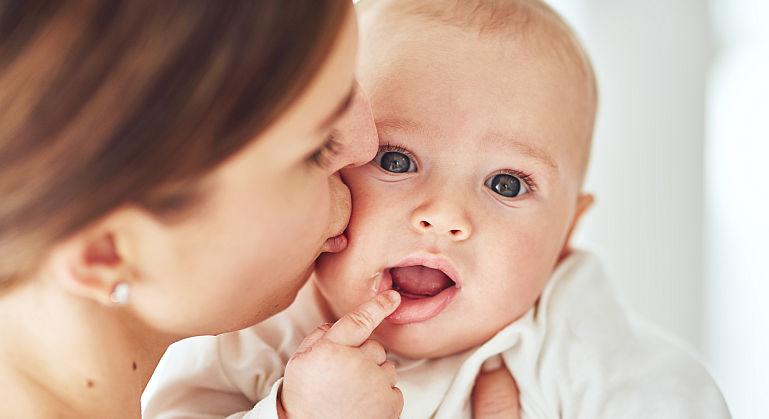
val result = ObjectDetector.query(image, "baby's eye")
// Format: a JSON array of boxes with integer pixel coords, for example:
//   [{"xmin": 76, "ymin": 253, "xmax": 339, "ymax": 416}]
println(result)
[
  {"xmin": 374, "ymin": 150, "xmax": 416, "ymax": 173},
  {"xmin": 485, "ymin": 173, "xmax": 530, "ymax": 198}
]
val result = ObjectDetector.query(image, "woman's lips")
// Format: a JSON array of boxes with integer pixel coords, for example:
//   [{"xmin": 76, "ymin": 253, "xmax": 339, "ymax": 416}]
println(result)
[{"xmin": 321, "ymin": 233, "xmax": 348, "ymax": 253}]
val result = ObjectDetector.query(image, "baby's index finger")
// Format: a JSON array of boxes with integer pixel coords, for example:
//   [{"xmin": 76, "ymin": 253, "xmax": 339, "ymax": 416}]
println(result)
[{"xmin": 324, "ymin": 290, "xmax": 400, "ymax": 347}]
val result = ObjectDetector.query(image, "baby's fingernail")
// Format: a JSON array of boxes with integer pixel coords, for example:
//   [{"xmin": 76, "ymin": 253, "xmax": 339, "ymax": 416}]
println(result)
[
  {"xmin": 379, "ymin": 290, "xmax": 400, "ymax": 306},
  {"xmin": 481, "ymin": 354, "xmax": 504, "ymax": 372}
]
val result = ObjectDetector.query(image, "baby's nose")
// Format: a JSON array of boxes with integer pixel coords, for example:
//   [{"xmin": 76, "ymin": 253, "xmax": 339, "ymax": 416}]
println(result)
[{"xmin": 410, "ymin": 203, "xmax": 472, "ymax": 241}]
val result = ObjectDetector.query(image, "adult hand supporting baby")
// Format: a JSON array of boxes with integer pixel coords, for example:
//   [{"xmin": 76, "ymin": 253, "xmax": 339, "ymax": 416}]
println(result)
[
  {"xmin": 278, "ymin": 290, "xmax": 403, "ymax": 419},
  {"xmin": 471, "ymin": 355, "xmax": 521, "ymax": 419}
]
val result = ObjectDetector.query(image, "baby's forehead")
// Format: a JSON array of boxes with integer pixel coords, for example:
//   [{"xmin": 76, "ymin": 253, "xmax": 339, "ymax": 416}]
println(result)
[
  {"xmin": 358, "ymin": 0, "xmax": 596, "ymax": 185},
  {"xmin": 360, "ymin": 0, "xmax": 590, "ymax": 67},
  {"xmin": 359, "ymin": 0, "xmax": 596, "ymax": 109}
]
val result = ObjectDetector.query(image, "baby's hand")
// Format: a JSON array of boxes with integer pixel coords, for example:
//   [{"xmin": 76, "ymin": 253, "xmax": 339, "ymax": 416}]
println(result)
[{"xmin": 279, "ymin": 290, "xmax": 403, "ymax": 419}]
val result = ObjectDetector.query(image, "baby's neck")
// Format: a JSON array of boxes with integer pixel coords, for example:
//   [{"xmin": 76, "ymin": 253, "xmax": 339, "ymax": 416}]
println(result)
[{"xmin": 0, "ymin": 278, "xmax": 172, "ymax": 418}]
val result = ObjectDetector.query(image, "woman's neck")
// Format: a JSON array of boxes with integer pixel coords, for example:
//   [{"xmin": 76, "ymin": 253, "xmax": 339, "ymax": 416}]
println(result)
[{"xmin": 0, "ymin": 278, "xmax": 174, "ymax": 418}]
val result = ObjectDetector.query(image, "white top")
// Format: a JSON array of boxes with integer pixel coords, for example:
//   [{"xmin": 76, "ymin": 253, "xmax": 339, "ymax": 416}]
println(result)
[{"xmin": 143, "ymin": 251, "xmax": 731, "ymax": 418}]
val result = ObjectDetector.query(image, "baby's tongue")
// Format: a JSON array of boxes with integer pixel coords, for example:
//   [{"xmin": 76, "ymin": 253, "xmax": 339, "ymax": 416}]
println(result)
[{"xmin": 390, "ymin": 266, "xmax": 453, "ymax": 297}]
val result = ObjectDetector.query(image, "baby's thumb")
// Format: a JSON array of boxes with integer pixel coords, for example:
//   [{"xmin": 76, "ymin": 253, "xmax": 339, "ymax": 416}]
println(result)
[
  {"xmin": 471, "ymin": 355, "xmax": 521, "ymax": 419},
  {"xmin": 323, "ymin": 290, "xmax": 400, "ymax": 347}
]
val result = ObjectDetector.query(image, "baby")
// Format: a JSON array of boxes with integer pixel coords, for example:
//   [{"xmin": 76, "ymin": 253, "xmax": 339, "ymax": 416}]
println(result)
[{"xmin": 144, "ymin": 1, "xmax": 729, "ymax": 417}]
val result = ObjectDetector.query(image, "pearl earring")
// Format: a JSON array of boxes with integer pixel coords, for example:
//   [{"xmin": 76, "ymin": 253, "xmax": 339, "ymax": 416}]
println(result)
[{"xmin": 109, "ymin": 282, "xmax": 131, "ymax": 305}]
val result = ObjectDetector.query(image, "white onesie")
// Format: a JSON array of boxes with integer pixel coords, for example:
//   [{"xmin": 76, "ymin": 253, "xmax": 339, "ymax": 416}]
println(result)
[{"xmin": 143, "ymin": 250, "xmax": 731, "ymax": 418}]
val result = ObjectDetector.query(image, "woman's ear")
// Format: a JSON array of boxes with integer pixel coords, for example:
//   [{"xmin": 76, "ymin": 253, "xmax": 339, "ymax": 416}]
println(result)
[
  {"xmin": 46, "ymin": 221, "xmax": 135, "ymax": 307},
  {"xmin": 559, "ymin": 193, "xmax": 594, "ymax": 261}
]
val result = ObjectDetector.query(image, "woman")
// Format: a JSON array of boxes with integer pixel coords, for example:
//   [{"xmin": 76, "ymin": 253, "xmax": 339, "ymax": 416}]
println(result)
[
  {"xmin": 0, "ymin": 1, "xmax": 517, "ymax": 417},
  {"xmin": 0, "ymin": 0, "xmax": 380, "ymax": 415}
]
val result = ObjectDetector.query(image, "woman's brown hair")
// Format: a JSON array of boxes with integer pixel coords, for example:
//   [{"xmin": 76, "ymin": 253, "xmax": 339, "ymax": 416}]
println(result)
[{"xmin": 0, "ymin": 0, "xmax": 350, "ymax": 286}]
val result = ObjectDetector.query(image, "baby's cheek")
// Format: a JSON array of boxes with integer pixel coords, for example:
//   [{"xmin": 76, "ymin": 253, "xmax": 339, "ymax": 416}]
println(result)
[
  {"xmin": 348, "ymin": 179, "xmax": 384, "ymax": 217},
  {"xmin": 315, "ymin": 252, "xmax": 370, "ymax": 318},
  {"xmin": 482, "ymin": 227, "xmax": 553, "ymax": 301},
  {"xmin": 505, "ymin": 221, "xmax": 559, "ymax": 262},
  {"xmin": 340, "ymin": 166, "xmax": 371, "ymax": 200},
  {"xmin": 345, "ymin": 181, "xmax": 394, "ymax": 249}
]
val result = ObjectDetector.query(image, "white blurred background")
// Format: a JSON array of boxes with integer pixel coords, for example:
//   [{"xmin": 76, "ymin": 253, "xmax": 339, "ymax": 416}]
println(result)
[{"xmin": 545, "ymin": 0, "xmax": 769, "ymax": 417}]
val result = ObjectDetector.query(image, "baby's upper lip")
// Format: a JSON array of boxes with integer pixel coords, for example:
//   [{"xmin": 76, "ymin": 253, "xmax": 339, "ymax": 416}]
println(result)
[{"xmin": 389, "ymin": 253, "xmax": 462, "ymax": 287}]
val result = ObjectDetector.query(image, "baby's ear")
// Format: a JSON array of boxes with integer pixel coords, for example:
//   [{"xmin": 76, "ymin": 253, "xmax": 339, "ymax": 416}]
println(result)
[
  {"xmin": 559, "ymin": 193, "xmax": 594, "ymax": 261},
  {"xmin": 574, "ymin": 193, "xmax": 594, "ymax": 224}
]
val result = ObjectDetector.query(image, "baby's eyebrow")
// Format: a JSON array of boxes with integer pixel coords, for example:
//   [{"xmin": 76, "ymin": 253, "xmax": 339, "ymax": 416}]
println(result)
[
  {"xmin": 375, "ymin": 117, "xmax": 559, "ymax": 173},
  {"xmin": 375, "ymin": 117, "xmax": 425, "ymax": 135},
  {"xmin": 486, "ymin": 134, "xmax": 559, "ymax": 173}
]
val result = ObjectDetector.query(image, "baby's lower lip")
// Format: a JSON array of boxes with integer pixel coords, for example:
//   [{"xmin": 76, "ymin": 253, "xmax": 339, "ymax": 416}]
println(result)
[
  {"xmin": 386, "ymin": 287, "xmax": 458, "ymax": 324},
  {"xmin": 378, "ymin": 269, "xmax": 459, "ymax": 325}
]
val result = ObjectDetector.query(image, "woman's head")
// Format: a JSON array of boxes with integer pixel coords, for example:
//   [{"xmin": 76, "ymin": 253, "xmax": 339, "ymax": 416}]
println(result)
[{"xmin": 0, "ymin": 1, "xmax": 377, "ymax": 335}]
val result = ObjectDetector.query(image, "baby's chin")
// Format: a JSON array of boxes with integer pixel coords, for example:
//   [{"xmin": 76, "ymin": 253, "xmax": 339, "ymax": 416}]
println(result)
[{"xmin": 373, "ymin": 322, "xmax": 491, "ymax": 360}]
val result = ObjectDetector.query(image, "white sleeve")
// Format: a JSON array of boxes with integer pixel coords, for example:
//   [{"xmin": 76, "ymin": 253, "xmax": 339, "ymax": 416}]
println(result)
[
  {"xmin": 142, "ymin": 331, "xmax": 287, "ymax": 419},
  {"xmin": 225, "ymin": 379, "xmax": 283, "ymax": 419}
]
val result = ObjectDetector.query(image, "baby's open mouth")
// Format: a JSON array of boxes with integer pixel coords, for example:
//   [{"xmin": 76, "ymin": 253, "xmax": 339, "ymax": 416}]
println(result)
[
  {"xmin": 390, "ymin": 265, "xmax": 456, "ymax": 298},
  {"xmin": 382, "ymin": 264, "xmax": 459, "ymax": 325}
]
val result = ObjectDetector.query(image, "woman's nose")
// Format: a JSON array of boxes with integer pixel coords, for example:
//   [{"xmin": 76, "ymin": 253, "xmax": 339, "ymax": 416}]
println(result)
[
  {"xmin": 410, "ymin": 201, "xmax": 472, "ymax": 242},
  {"xmin": 329, "ymin": 82, "xmax": 378, "ymax": 171}
]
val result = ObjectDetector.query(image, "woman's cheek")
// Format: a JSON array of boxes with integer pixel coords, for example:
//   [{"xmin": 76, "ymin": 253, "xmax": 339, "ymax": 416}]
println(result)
[
  {"xmin": 348, "ymin": 174, "xmax": 384, "ymax": 214},
  {"xmin": 345, "ymin": 190, "xmax": 381, "ymax": 246},
  {"xmin": 299, "ymin": 175, "xmax": 332, "ymax": 223}
]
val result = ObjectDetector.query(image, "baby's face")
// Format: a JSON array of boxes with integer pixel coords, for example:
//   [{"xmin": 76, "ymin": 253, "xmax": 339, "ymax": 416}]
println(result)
[{"xmin": 315, "ymin": 13, "xmax": 593, "ymax": 359}]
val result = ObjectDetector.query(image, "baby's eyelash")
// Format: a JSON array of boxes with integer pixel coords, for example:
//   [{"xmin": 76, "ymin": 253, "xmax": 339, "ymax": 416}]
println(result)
[
  {"xmin": 309, "ymin": 135, "xmax": 341, "ymax": 169},
  {"xmin": 380, "ymin": 142, "xmax": 419, "ymax": 159},
  {"xmin": 377, "ymin": 142, "xmax": 419, "ymax": 168},
  {"xmin": 379, "ymin": 142, "xmax": 410, "ymax": 155},
  {"xmin": 496, "ymin": 169, "xmax": 538, "ymax": 192}
]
